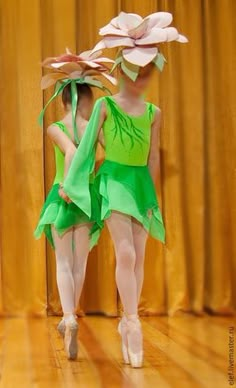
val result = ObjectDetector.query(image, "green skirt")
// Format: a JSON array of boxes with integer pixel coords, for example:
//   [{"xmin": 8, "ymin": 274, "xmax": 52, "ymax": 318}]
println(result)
[
  {"xmin": 34, "ymin": 183, "xmax": 101, "ymax": 249},
  {"xmin": 94, "ymin": 160, "xmax": 165, "ymax": 242}
]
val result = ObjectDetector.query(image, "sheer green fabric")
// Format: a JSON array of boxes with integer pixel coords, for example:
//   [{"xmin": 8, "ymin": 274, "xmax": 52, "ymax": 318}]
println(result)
[
  {"xmin": 63, "ymin": 99, "xmax": 103, "ymax": 217},
  {"xmin": 94, "ymin": 160, "xmax": 165, "ymax": 242},
  {"xmin": 63, "ymin": 96, "xmax": 165, "ymax": 243},
  {"xmin": 34, "ymin": 183, "xmax": 101, "ymax": 248}
]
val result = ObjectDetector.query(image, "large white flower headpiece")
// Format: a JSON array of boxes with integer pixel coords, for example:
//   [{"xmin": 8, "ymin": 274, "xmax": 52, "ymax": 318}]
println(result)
[
  {"xmin": 41, "ymin": 48, "xmax": 117, "ymax": 89},
  {"xmin": 92, "ymin": 11, "xmax": 188, "ymax": 80},
  {"xmin": 39, "ymin": 48, "xmax": 117, "ymax": 144}
]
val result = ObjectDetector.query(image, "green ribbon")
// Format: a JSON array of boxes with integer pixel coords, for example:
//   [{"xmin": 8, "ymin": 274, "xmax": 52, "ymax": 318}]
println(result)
[
  {"xmin": 38, "ymin": 80, "xmax": 71, "ymax": 127},
  {"xmin": 38, "ymin": 77, "xmax": 112, "ymax": 145},
  {"xmin": 70, "ymin": 79, "xmax": 79, "ymax": 144}
]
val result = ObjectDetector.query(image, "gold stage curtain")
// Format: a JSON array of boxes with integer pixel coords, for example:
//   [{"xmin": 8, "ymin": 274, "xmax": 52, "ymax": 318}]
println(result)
[{"xmin": 0, "ymin": 0, "xmax": 235, "ymax": 316}]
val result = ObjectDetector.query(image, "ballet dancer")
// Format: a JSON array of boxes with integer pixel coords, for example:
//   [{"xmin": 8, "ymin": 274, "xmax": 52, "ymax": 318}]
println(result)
[
  {"xmin": 62, "ymin": 12, "xmax": 187, "ymax": 367},
  {"xmin": 34, "ymin": 49, "xmax": 116, "ymax": 359}
]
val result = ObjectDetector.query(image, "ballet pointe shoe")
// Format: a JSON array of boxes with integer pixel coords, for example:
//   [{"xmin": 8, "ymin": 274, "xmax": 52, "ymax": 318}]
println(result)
[
  {"xmin": 118, "ymin": 316, "xmax": 129, "ymax": 364},
  {"xmin": 57, "ymin": 313, "xmax": 77, "ymax": 338},
  {"xmin": 126, "ymin": 315, "xmax": 143, "ymax": 368},
  {"xmin": 57, "ymin": 318, "xmax": 66, "ymax": 338},
  {"xmin": 64, "ymin": 315, "xmax": 78, "ymax": 360}
]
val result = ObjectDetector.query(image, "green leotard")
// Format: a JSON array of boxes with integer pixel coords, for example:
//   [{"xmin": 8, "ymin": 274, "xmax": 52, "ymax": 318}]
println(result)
[
  {"xmin": 53, "ymin": 122, "xmax": 71, "ymax": 184},
  {"xmin": 63, "ymin": 96, "xmax": 165, "ymax": 243},
  {"xmin": 34, "ymin": 122, "xmax": 101, "ymax": 248},
  {"xmin": 103, "ymin": 96, "xmax": 152, "ymax": 166}
]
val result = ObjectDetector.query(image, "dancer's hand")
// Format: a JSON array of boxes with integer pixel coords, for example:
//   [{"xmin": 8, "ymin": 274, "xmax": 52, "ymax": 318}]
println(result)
[{"xmin": 59, "ymin": 184, "xmax": 72, "ymax": 203}]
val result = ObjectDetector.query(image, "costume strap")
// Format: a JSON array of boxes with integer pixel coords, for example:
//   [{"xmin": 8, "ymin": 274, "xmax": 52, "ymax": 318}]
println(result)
[{"xmin": 53, "ymin": 121, "xmax": 74, "ymax": 141}]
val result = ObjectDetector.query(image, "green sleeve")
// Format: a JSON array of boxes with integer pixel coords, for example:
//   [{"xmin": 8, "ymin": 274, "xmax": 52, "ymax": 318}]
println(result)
[{"xmin": 63, "ymin": 98, "xmax": 103, "ymax": 218}]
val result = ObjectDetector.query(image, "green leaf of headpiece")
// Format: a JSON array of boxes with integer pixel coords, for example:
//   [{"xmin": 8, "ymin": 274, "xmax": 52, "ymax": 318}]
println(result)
[{"xmin": 153, "ymin": 53, "xmax": 167, "ymax": 72}]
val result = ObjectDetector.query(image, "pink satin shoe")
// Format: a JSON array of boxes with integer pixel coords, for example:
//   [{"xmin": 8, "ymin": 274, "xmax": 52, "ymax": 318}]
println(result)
[
  {"xmin": 64, "ymin": 315, "xmax": 78, "ymax": 360},
  {"xmin": 118, "ymin": 316, "xmax": 130, "ymax": 364},
  {"xmin": 126, "ymin": 315, "xmax": 143, "ymax": 368},
  {"xmin": 57, "ymin": 318, "xmax": 66, "ymax": 338}
]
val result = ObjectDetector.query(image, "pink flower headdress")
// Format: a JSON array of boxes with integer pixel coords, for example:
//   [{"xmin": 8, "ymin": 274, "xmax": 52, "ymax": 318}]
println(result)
[
  {"xmin": 39, "ymin": 48, "xmax": 117, "ymax": 143},
  {"xmin": 92, "ymin": 11, "xmax": 188, "ymax": 81}
]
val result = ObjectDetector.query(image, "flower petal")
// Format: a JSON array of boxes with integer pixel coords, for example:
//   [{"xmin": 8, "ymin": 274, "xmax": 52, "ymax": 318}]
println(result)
[
  {"xmin": 78, "ymin": 50, "xmax": 95, "ymax": 59},
  {"xmin": 135, "ymin": 28, "xmax": 169, "ymax": 45},
  {"xmin": 42, "ymin": 56, "xmax": 58, "ymax": 67},
  {"xmin": 50, "ymin": 62, "xmax": 68, "ymax": 68},
  {"xmin": 65, "ymin": 47, "xmax": 72, "ymax": 54},
  {"xmin": 78, "ymin": 60, "xmax": 101, "ymax": 68},
  {"xmin": 177, "ymin": 34, "xmax": 188, "ymax": 43},
  {"xmin": 82, "ymin": 69, "xmax": 106, "ymax": 77},
  {"xmin": 137, "ymin": 27, "xmax": 182, "ymax": 44},
  {"xmin": 128, "ymin": 19, "xmax": 149, "ymax": 39},
  {"xmin": 91, "ymin": 40, "xmax": 107, "ymax": 54},
  {"xmin": 99, "ymin": 18, "xmax": 118, "ymax": 31},
  {"xmin": 99, "ymin": 25, "xmax": 129, "ymax": 37},
  {"xmin": 102, "ymin": 36, "xmax": 134, "ymax": 49},
  {"xmin": 41, "ymin": 73, "xmax": 66, "ymax": 89},
  {"xmin": 69, "ymin": 71, "xmax": 85, "ymax": 79},
  {"xmin": 58, "ymin": 62, "xmax": 83, "ymax": 73},
  {"xmin": 117, "ymin": 12, "xmax": 143, "ymax": 31},
  {"xmin": 94, "ymin": 57, "xmax": 115, "ymax": 63},
  {"xmin": 56, "ymin": 54, "xmax": 81, "ymax": 62},
  {"xmin": 122, "ymin": 46, "xmax": 158, "ymax": 67},
  {"xmin": 164, "ymin": 27, "xmax": 181, "ymax": 42},
  {"xmin": 110, "ymin": 17, "xmax": 118, "ymax": 27},
  {"xmin": 100, "ymin": 72, "xmax": 117, "ymax": 85},
  {"xmin": 80, "ymin": 50, "xmax": 105, "ymax": 60},
  {"xmin": 145, "ymin": 12, "xmax": 173, "ymax": 29}
]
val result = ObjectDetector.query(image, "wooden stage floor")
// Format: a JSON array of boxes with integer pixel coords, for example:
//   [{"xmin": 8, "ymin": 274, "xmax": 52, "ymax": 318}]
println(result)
[{"xmin": 0, "ymin": 315, "xmax": 235, "ymax": 388}]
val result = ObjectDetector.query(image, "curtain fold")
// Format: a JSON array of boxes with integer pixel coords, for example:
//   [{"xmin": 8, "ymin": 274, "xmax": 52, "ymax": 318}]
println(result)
[
  {"xmin": 0, "ymin": 0, "xmax": 47, "ymax": 315},
  {"xmin": 0, "ymin": 0, "xmax": 235, "ymax": 316}
]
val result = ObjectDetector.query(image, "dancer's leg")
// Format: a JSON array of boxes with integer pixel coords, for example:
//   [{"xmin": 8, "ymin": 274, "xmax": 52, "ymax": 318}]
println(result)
[
  {"xmin": 132, "ymin": 219, "xmax": 148, "ymax": 303},
  {"xmin": 106, "ymin": 212, "xmax": 143, "ymax": 366},
  {"xmin": 106, "ymin": 211, "xmax": 137, "ymax": 315},
  {"xmin": 52, "ymin": 227, "xmax": 75, "ymax": 315},
  {"xmin": 72, "ymin": 224, "xmax": 90, "ymax": 309},
  {"xmin": 52, "ymin": 227, "xmax": 79, "ymax": 360}
]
